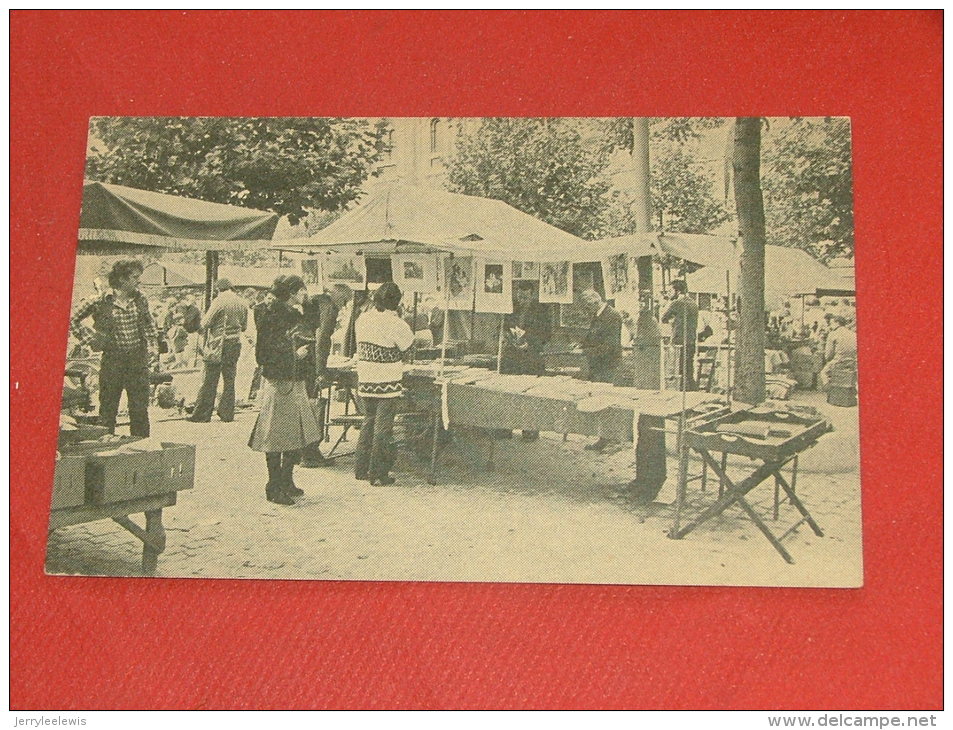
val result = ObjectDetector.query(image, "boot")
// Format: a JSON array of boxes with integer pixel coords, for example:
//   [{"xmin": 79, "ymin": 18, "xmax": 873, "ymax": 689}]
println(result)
[
  {"xmin": 282, "ymin": 451, "xmax": 304, "ymax": 497},
  {"xmin": 265, "ymin": 453, "xmax": 294, "ymax": 505}
]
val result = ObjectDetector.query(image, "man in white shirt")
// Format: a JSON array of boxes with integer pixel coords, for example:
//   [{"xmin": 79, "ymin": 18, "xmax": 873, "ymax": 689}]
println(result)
[{"xmin": 354, "ymin": 282, "xmax": 415, "ymax": 485}]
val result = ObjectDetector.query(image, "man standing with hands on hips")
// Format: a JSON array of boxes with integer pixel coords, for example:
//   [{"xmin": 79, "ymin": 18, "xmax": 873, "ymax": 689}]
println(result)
[{"xmin": 71, "ymin": 259, "xmax": 159, "ymax": 438}]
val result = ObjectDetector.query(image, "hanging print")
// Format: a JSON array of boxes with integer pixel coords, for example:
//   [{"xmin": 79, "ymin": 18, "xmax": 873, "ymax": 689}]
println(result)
[
  {"xmin": 299, "ymin": 257, "xmax": 323, "ymax": 290},
  {"xmin": 538, "ymin": 261, "xmax": 573, "ymax": 304},
  {"xmin": 601, "ymin": 252, "xmax": 630, "ymax": 297},
  {"xmin": 475, "ymin": 259, "xmax": 513, "ymax": 314},
  {"xmin": 512, "ymin": 261, "xmax": 540, "ymax": 281},
  {"xmin": 323, "ymin": 252, "xmax": 366, "ymax": 288},
  {"xmin": 393, "ymin": 253, "xmax": 439, "ymax": 294},
  {"xmin": 442, "ymin": 255, "xmax": 475, "ymax": 310}
]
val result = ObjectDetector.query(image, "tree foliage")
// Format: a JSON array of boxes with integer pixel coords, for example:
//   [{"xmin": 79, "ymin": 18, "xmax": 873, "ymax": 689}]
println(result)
[
  {"xmin": 445, "ymin": 118, "xmax": 612, "ymax": 239},
  {"xmin": 87, "ymin": 117, "xmax": 387, "ymax": 225},
  {"xmin": 762, "ymin": 118, "xmax": 853, "ymax": 261},
  {"xmin": 650, "ymin": 144, "xmax": 730, "ymax": 234},
  {"xmin": 595, "ymin": 117, "xmax": 730, "ymax": 237}
]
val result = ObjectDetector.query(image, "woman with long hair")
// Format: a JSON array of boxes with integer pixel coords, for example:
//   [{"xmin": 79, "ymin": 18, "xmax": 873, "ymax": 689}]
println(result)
[
  {"xmin": 354, "ymin": 282, "xmax": 414, "ymax": 485},
  {"xmin": 248, "ymin": 275, "xmax": 322, "ymax": 505}
]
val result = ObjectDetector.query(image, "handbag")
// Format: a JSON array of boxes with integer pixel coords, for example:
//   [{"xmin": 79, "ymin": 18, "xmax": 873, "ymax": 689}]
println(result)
[{"xmin": 200, "ymin": 330, "xmax": 225, "ymax": 364}]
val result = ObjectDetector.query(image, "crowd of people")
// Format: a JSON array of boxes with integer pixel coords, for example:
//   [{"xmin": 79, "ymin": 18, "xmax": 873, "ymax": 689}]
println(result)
[{"xmin": 69, "ymin": 259, "xmax": 858, "ymax": 506}]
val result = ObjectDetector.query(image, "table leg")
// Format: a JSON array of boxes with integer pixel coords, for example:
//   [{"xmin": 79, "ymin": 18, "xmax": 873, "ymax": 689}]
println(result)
[
  {"xmin": 773, "ymin": 475, "xmax": 780, "ymax": 521},
  {"xmin": 719, "ymin": 452, "xmax": 727, "ymax": 498},
  {"xmin": 113, "ymin": 508, "xmax": 166, "ymax": 575},
  {"xmin": 427, "ymin": 409, "xmax": 441, "ymax": 485},
  {"xmin": 670, "ymin": 455, "xmax": 781, "ymax": 540},
  {"xmin": 142, "ymin": 509, "xmax": 165, "ymax": 574},
  {"xmin": 734, "ymin": 495, "xmax": 795, "ymax": 564},
  {"xmin": 775, "ymin": 473, "xmax": 824, "ymax": 537}
]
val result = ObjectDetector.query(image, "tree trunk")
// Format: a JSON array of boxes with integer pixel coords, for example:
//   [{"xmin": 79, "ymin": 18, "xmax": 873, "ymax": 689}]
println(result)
[{"xmin": 732, "ymin": 118, "xmax": 767, "ymax": 405}]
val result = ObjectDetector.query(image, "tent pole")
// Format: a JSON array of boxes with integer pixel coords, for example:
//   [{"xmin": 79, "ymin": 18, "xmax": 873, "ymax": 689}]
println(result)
[
  {"xmin": 439, "ymin": 254, "xmax": 450, "ymax": 377},
  {"xmin": 411, "ymin": 292, "xmax": 419, "ymax": 364},
  {"xmin": 469, "ymin": 261, "xmax": 477, "ymax": 352},
  {"xmin": 496, "ymin": 315, "xmax": 504, "ymax": 374},
  {"xmin": 204, "ymin": 251, "xmax": 219, "ymax": 311}
]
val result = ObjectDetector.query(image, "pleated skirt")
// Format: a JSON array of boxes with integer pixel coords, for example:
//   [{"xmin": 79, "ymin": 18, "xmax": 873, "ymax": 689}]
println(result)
[{"xmin": 248, "ymin": 377, "xmax": 322, "ymax": 453}]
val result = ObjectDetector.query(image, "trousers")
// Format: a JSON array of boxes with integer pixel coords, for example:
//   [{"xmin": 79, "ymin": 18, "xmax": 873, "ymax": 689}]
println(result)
[
  {"xmin": 355, "ymin": 396, "xmax": 398, "ymax": 480},
  {"xmin": 674, "ymin": 342, "xmax": 696, "ymax": 392},
  {"xmin": 191, "ymin": 339, "xmax": 241, "ymax": 421},
  {"xmin": 99, "ymin": 349, "xmax": 150, "ymax": 437}
]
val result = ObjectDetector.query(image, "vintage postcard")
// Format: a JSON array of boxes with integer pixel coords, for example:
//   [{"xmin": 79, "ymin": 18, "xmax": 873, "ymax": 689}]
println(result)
[{"xmin": 47, "ymin": 116, "xmax": 860, "ymax": 587}]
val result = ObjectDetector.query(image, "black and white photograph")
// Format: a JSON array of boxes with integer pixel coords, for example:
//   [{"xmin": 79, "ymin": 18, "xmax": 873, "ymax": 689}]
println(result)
[
  {"xmin": 47, "ymin": 116, "xmax": 860, "ymax": 587},
  {"xmin": 603, "ymin": 252, "xmax": 631, "ymax": 296},
  {"xmin": 443, "ymin": 255, "xmax": 475, "ymax": 310},
  {"xmin": 323, "ymin": 252, "xmax": 366, "ymax": 287},
  {"xmin": 512, "ymin": 261, "xmax": 539, "ymax": 281}
]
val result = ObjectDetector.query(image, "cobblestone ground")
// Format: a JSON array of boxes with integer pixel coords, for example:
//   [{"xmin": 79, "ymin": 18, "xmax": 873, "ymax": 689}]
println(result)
[{"xmin": 46, "ymin": 392, "xmax": 862, "ymax": 587}]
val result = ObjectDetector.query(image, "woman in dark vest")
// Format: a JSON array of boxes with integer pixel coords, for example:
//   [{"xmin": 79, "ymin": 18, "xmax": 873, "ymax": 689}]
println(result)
[{"xmin": 248, "ymin": 275, "xmax": 322, "ymax": 505}]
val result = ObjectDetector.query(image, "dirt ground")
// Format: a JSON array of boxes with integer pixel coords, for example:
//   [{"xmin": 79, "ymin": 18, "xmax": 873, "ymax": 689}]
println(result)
[{"xmin": 46, "ymin": 381, "xmax": 863, "ymax": 588}]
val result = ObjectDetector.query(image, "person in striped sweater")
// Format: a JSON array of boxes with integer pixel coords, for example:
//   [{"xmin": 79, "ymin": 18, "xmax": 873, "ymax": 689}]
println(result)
[{"xmin": 354, "ymin": 282, "xmax": 414, "ymax": 486}]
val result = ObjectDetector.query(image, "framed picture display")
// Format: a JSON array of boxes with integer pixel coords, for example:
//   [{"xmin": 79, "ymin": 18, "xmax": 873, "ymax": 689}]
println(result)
[
  {"xmin": 323, "ymin": 252, "xmax": 366, "ymax": 289},
  {"xmin": 299, "ymin": 256, "xmax": 323, "ymax": 290},
  {"xmin": 601, "ymin": 252, "xmax": 631, "ymax": 297},
  {"xmin": 512, "ymin": 260, "xmax": 540, "ymax": 281}
]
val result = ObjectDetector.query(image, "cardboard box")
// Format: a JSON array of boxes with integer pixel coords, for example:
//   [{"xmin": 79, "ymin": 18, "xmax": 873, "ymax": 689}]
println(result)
[
  {"xmin": 50, "ymin": 455, "xmax": 87, "ymax": 510},
  {"xmin": 161, "ymin": 443, "xmax": 196, "ymax": 494},
  {"xmin": 85, "ymin": 443, "xmax": 195, "ymax": 504}
]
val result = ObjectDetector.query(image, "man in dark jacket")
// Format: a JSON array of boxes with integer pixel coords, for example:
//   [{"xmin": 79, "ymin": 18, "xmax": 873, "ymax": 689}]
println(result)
[
  {"xmin": 71, "ymin": 259, "xmax": 159, "ymax": 437},
  {"xmin": 581, "ymin": 289, "xmax": 623, "ymax": 384},
  {"xmin": 299, "ymin": 283, "xmax": 352, "ymax": 467},
  {"xmin": 579, "ymin": 288, "xmax": 623, "ymax": 452}
]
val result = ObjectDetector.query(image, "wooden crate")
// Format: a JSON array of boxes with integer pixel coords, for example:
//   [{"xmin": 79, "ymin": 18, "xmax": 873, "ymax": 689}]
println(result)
[{"xmin": 50, "ymin": 455, "xmax": 87, "ymax": 510}]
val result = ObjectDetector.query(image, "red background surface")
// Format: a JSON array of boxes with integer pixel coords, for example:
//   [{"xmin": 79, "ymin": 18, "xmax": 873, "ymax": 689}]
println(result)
[{"xmin": 10, "ymin": 11, "xmax": 943, "ymax": 710}]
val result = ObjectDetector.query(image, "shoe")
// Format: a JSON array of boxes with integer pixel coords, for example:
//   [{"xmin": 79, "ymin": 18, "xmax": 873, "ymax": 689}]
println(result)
[
  {"xmin": 300, "ymin": 456, "xmax": 328, "ymax": 468},
  {"xmin": 585, "ymin": 438, "xmax": 609, "ymax": 452},
  {"xmin": 187, "ymin": 416, "xmax": 210, "ymax": 423},
  {"xmin": 371, "ymin": 476, "xmax": 396, "ymax": 486},
  {"xmin": 355, "ymin": 473, "xmax": 371, "ymax": 481}
]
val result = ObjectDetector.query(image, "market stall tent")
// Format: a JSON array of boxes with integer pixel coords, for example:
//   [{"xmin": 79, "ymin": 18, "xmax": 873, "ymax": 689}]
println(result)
[
  {"xmin": 687, "ymin": 245, "xmax": 843, "ymax": 310},
  {"xmin": 274, "ymin": 183, "xmax": 589, "ymax": 258}
]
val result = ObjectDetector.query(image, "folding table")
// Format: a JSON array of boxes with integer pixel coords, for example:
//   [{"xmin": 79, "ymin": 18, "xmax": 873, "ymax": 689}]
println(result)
[{"xmin": 670, "ymin": 407, "xmax": 832, "ymax": 563}]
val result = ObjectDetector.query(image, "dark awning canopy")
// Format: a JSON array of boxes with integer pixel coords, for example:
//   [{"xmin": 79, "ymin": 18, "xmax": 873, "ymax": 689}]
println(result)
[{"xmin": 79, "ymin": 181, "xmax": 280, "ymax": 252}]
